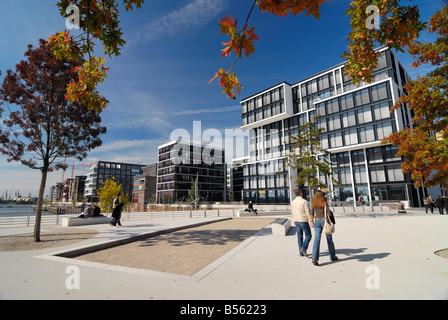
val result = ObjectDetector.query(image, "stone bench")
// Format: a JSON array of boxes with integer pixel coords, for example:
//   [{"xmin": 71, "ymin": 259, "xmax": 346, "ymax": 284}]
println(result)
[
  {"xmin": 270, "ymin": 218, "xmax": 291, "ymax": 236},
  {"xmin": 62, "ymin": 215, "xmax": 110, "ymax": 227}
]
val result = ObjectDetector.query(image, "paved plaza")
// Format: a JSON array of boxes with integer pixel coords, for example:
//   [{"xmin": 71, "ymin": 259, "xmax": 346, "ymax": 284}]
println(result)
[{"xmin": 0, "ymin": 208, "xmax": 447, "ymax": 300}]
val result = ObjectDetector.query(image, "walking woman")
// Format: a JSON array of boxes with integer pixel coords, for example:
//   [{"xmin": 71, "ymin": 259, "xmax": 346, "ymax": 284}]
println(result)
[
  {"xmin": 310, "ymin": 190, "xmax": 337, "ymax": 266},
  {"xmin": 110, "ymin": 192, "xmax": 124, "ymax": 227}
]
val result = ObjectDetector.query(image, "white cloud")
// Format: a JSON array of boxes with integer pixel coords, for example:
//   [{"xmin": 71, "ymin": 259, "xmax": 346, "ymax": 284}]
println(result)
[
  {"xmin": 85, "ymin": 138, "xmax": 165, "ymax": 164},
  {"xmin": 102, "ymin": 90, "xmax": 173, "ymax": 132},
  {"xmin": 92, "ymin": 139, "xmax": 156, "ymax": 152},
  {"xmin": 132, "ymin": 0, "xmax": 228, "ymax": 44},
  {"xmin": 176, "ymin": 105, "xmax": 240, "ymax": 115}
]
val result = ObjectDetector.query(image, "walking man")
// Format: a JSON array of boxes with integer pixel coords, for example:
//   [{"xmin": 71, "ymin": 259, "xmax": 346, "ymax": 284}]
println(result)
[
  {"xmin": 435, "ymin": 195, "xmax": 444, "ymax": 215},
  {"xmin": 291, "ymin": 189, "xmax": 312, "ymax": 257}
]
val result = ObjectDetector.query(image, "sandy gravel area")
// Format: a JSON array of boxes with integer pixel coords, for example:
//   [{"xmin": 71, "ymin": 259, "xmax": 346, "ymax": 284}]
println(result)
[
  {"xmin": 74, "ymin": 218, "xmax": 274, "ymax": 275},
  {"xmin": 0, "ymin": 228, "xmax": 99, "ymax": 252}
]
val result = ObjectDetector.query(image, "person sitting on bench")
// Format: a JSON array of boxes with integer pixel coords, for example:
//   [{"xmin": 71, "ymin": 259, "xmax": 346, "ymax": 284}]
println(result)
[
  {"xmin": 244, "ymin": 201, "xmax": 258, "ymax": 215},
  {"xmin": 78, "ymin": 205, "xmax": 93, "ymax": 218},
  {"xmin": 92, "ymin": 203, "xmax": 101, "ymax": 216}
]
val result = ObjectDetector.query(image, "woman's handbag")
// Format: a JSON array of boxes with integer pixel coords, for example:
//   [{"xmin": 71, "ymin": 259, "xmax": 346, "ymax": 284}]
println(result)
[{"xmin": 323, "ymin": 206, "xmax": 335, "ymax": 234}]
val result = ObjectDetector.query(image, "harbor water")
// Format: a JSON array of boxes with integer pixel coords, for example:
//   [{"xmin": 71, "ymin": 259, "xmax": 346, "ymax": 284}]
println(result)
[{"xmin": 0, "ymin": 204, "xmax": 49, "ymax": 217}]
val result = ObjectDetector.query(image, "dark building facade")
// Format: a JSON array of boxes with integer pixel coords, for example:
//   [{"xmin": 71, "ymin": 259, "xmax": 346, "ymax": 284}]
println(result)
[{"xmin": 156, "ymin": 141, "xmax": 226, "ymax": 204}]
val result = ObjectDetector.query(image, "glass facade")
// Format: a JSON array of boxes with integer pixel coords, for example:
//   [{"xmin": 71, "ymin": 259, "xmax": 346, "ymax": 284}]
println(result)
[
  {"xmin": 84, "ymin": 161, "xmax": 146, "ymax": 202},
  {"xmin": 239, "ymin": 48, "xmax": 422, "ymax": 206},
  {"xmin": 156, "ymin": 141, "xmax": 226, "ymax": 203}
]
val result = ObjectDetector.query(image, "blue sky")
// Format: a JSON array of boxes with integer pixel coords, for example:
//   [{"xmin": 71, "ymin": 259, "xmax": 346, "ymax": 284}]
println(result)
[{"xmin": 0, "ymin": 0, "xmax": 445, "ymax": 197}]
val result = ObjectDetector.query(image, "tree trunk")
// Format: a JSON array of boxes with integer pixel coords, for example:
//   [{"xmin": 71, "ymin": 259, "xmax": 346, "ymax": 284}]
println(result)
[{"xmin": 34, "ymin": 169, "xmax": 48, "ymax": 242}]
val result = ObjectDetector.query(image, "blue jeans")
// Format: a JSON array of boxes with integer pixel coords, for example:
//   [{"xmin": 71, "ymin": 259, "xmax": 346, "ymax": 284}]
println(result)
[
  {"xmin": 294, "ymin": 222, "xmax": 312, "ymax": 255},
  {"xmin": 312, "ymin": 219, "xmax": 336, "ymax": 261}
]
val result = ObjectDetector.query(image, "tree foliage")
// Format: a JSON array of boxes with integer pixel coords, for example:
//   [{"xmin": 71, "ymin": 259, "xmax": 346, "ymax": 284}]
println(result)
[
  {"xmin": 49, "ymin": 0, "xmax": 144, "ymax": 111},
  {"xmin": 383, "ymin": 4, "xmax": 448, "ymax": 188},
  {"xmin": 342, "ymin": 0, "xmax": 426, "ymax": 84},
  {"xmin": 97, "ymin": 177, "xmax": 129, "ymax": 213},
  {"xmin": 212, "ymin": 0, "xmax": 426, "ymax": 98},
  {"xmin": 0, "ymin": 39, "xmax": 107, "ymax": 241}
]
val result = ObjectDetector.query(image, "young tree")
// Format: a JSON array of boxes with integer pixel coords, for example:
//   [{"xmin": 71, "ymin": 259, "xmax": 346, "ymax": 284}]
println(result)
[
  {"xmin": 284, "ymin": 118, "xmax": 340, "ymax": 200},
  {"xmin": 0, "ymin": 39, "xmax": 107, "ymax": 242},
  {"xmin": 97, "ymin": 177, "xmax": 128, "ymax": 213},
  {"xmin": 211, "ymin": 0, "xmax": 426, "ymax": 99},
  {"xmin": 383, "ymin": 4, "xmax": 448, "ymax": 188},
  {"xmin": 187, "ymin": 177, "xmax": 200, "ymax": 210}
]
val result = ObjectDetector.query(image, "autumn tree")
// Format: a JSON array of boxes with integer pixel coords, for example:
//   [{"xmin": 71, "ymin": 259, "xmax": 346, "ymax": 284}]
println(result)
[
  {"xmin": 49, "ymin": 0, "xmax": 144, "ymax": 111},
  {"xmin": 284, "ymin": 117, "xmax": 340, "ymax": 200},
  {"xmin": 97, "ymin": 177, "xmax": 129, "ymax": 213},
  {"xmin": 383, "ymin": 4, "xmax": 448, "ymax": 188},
  {"xmin": 212, "ymin": 0, "xmax": 426, "ymax": 99},
  {"xmin": 0, "ymin": 39, "xmax": 107, "ymax": 242}
]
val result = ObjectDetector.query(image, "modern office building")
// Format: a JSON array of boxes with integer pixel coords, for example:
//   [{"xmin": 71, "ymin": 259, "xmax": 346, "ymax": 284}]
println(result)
[
  {"xmin": 84, "ymin": 161, "xmax": 147, "ymax": 203},
  {"xmin": 156, "ymin": 140, "xmax": 226, "ymax": 204},
  {"xmin": 132, "ymin": 163, "xmax": 158, "ymax": 206},
  {"xmin": 240, "ymin": 47, "xmax": 423, "ymax": 206},
  {"xmin": 49, "ymin": 182, "xmax": 63, "ymax": 202}
]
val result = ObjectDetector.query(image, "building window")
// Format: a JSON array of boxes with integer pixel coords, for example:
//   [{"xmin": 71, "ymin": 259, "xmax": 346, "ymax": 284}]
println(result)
[
  {"xmin": 370, "ymin": 166, "xmax": 386, "ymax": 183},
  {"xmin": 357, "ymin": 107, "xmax": 373, "ymax": 124},
  {"xmin": 340, "ymin": 93, "xmax": 354, "ymax": 110},
  {"xmin": 368, "ymin": 147, "xmax": 383, "ymax": 164},
  {"xmin": 267, "ymin": 176, "xmax": 275, "ymax": 188},
  {"xmin": 330, "ymin": 132, "xmax": 343, "ymax": 148},
  {"xmin": 351, "ymin": 150, "xmax": 365, "ymax": 166},
  {"xmin": 373, "ymin": 102, "xmax": 391, "ymax": 120},
  {"xmin": 242, "ymin": 102, "xmax": 247, "ymax": 114},
  {"xmin": 308, "ymin": 79, "xmax": 318, "ymax": 94},
  {"xmin": 272, "ymin": 87, "xmax": 281, "ymax": 101},
  {"xmin": 321, "ymin": 135, "xmax": 329, "ymax": 149},
  {"xmin": 384, "ymin": 145, "xmax": 401, "ymax": 162},
  {"xmin": 371, "ymin": 83, "xmax": 388, "ymax": 102},
  {"xmin": 301, "ymin": 84, "xmax": 307, "ymax": 97},
  {"xmin": 355, "ymin": 89, "xmax": 370, "ymax": 107},
  {"xmin": 316, "ymin": 102, "xmax": 325, "ymax": 116},
  {"xmin": 344, "ymin": 129, "xmax": 358, "ymax": 145},
  {"xmin": 376, "ymin": 122, "xmax": 393, "ymax": 140},
  {"xmin": 250, "ymin": 177, "xmax": 257, "ymax": 189},
  {"xmin": 328, "ymin": 115, "xmax": 341, "ymax": 131},
  {"xmin": 327, "ymin": 98, "xmax": 339, "ymax": 114},
  {"xmin": 258, "ymin": 176, "xmax": 266, "ymax": 188},
  {"xmin": 317, "ymin": 118, "xmax": 327, "ymax": 132},
  {"xmin": 342, "ymin": 111, "xmax": 356, "ymax": 127},
  {"xmin": 387, "ymin": 164, "xmax": 405, "ymax": 182},
  {"xmin": 353, "ymin": 167, "xmax": 367, "ymax": 184},
  {"xmin": 338, "ymin": 168, "xmax": 352, "ymax": 185},
  {"xmin": 359, "ymin": 126, "xmax": 375, "ymax": 143}
]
